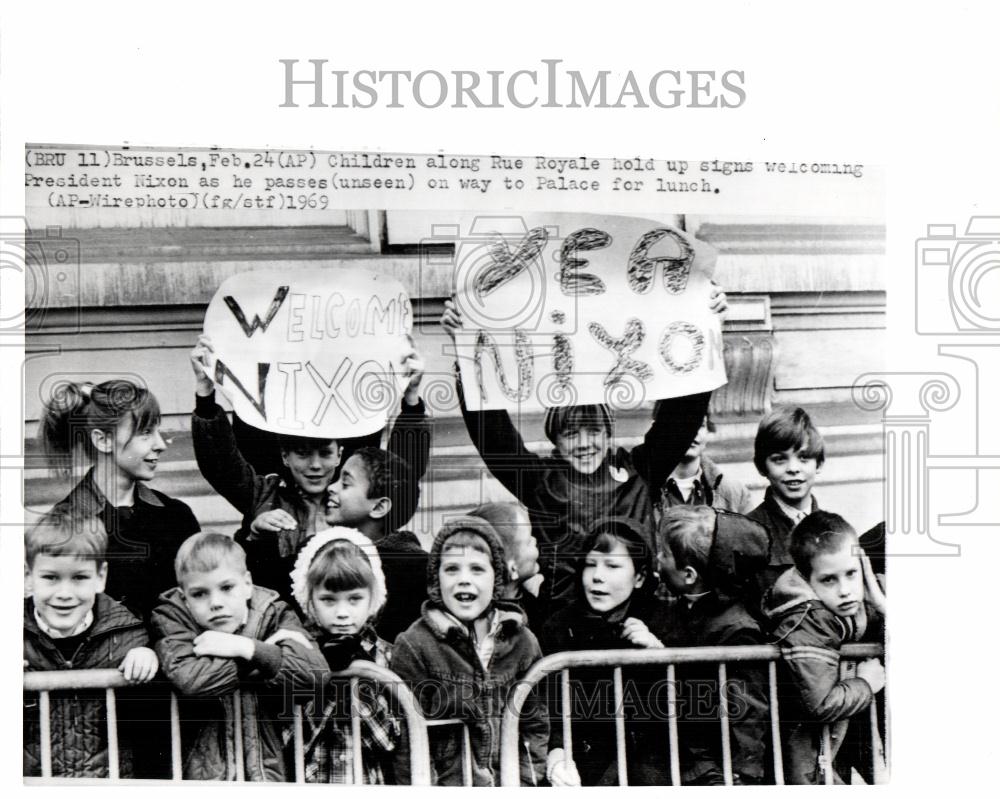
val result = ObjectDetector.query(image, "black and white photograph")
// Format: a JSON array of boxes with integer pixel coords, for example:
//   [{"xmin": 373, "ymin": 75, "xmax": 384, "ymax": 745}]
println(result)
[
  {"xmin": 3, "ymin": 1, "xmax": 1000, "ymax": 795},
  {"xmin": 20, "ymin": 142, "xmax": 887, "ymax": 785}
]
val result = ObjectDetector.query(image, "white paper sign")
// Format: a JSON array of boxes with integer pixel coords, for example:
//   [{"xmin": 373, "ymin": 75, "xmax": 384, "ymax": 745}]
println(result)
[
  {"xmin": 203, "ymin": 268, "xmax": 413, "ymax": 438},
  {"xmin": 452, "ymin": 214, "xmax": 726, "ymax": 411}
]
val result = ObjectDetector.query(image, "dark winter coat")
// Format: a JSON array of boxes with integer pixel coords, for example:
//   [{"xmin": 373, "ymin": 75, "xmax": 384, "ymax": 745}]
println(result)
[
  {"xmin": 762, "ymin": 566, "xmax": 885, "ymax": 784},
  {"xmin": 391, "ymin": 601, "xmax": 549, "ymax": 786},
  {"xmin": 458, "ymin": 373, "xmax": 710, "ymax": 612},
  {"xmin": 44, "ymin": 470, "xmax": 200, "ymax": 623},
  {"xmin": 23, "ymin": 594, "xmax": 150, "ymax": 778},
  {"xmin": 151, "ymin": 585, "xmax": 330, "ymax": 781},
  {"xmin": 648, "ymin": 592, "xmax": 770, "ymax": 784},
  {"xmin": 538, "ymin": 595, "xmax": 671, "ymax": 785},
  {"xmin": 747, "ymin": 488, "xmax": 819, "ymax": 590}
]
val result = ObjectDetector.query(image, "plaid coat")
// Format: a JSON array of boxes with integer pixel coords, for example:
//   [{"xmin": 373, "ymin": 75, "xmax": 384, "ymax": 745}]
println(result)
[{"xmin": 285, "ymin": 627, "xmax": 400, "ymax": 784}]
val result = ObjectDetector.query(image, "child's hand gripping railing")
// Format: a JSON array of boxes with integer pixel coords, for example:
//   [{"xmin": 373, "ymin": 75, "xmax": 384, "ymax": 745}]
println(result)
[{"xmin": 24, "ymin": 660, "xmax": 433, "ymax": 785}]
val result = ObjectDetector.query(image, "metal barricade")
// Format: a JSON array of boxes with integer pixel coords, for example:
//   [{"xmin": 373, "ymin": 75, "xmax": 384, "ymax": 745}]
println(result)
[
  {"xmin": 24, "ymin": 660, "xmax": 433, "ymax": 784},
  {"xmin": 498, "ymin": 642, "xmax": 885, "ymax": 787}
]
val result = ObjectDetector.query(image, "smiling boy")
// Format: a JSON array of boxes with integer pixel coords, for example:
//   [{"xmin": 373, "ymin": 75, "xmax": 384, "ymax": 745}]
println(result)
[
  {"xmin": 151, "ymin": 533, "xmax": 329, "ymax": 780},
  {"xmin": 24, "ymin": 514, "xmax": 158, "ymax": 777},
  {"xmin": 747, "ymin": 406, "xmax": 826, "ymax": 588}
]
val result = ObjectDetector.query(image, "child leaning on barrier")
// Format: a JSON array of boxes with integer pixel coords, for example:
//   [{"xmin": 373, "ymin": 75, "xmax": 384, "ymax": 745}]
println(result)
[
  {"xmin": 284, "ymin": 528, "xmax": 400, "ymax": 784},
  {"xmin": 151, "ymin": 533, "xmax": 329, "ymax": 781},
  {"xmin": 538, "ymin": 518, "xmax": 670, "ymax": 786},
  {"xmin": 649, "ymin": 505, "xmax": 771, "ymax": 785},
  {"xmin": 23, "ymin": 513, "xmax": 159, "ymax": 778},
  {"xmin": 761, "ymin": 511, "xmax": 887, "ymax": 785},
  {"xmin": 390, "ymin": 517, "xmax": 549, "ymax": 786}
]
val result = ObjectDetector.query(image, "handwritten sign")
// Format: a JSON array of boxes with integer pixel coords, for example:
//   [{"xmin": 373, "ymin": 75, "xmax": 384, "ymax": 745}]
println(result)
[
  {"xmin": 452, "ymin": 214, "xmax": 726, "ymax": 412},
  {"xmin": 203, "ymin": 269, "xmax": 413, "ymax": 438}
]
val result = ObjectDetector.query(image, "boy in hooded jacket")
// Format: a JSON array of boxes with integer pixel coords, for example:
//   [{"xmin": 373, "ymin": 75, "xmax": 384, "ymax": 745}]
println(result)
[
  {"xmin": 152, "ymin": 533, "xmax": 329, "ymax": 781},
  {"xmin": 391, "ymin": 517, "xmax": 549, "ymax": 786},
  {"xmin": 762, "ymin": 511, "xmax": 886, "ymax": 784}
]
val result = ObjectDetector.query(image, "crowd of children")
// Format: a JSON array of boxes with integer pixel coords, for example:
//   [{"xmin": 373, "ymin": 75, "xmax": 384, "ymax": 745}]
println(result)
[{"xmin": 23, "ymin": 288, "xmax": 887, "ymax": 785}]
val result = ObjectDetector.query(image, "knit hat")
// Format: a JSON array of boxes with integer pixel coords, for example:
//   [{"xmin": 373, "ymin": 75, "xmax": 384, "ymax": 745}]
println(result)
[
  {"xmin": 426, "ymin": 516, "xmax": 507, "ymax": 607},
  {"xmin": 543, "ymin": 403, "xmax": 615, "ymax": 447},
  {"xmin": 289, "ymin": 527, "xmax": 387, "ymax": 620}
]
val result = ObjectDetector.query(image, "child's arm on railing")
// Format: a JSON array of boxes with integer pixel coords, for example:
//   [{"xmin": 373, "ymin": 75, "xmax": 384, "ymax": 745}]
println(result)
[
  {"xmin": 777, "ymin": 610, "xmax": 878, "ymax": 723},
  {"xmin": 152, "ymin": 602, "xmax": 243, "ymax": 697}
]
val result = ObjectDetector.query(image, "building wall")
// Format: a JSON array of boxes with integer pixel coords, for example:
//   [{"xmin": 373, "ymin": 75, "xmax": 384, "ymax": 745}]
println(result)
[{"xmin": 24, "ymin": 215, "xmax": 886, "ymax": 541}]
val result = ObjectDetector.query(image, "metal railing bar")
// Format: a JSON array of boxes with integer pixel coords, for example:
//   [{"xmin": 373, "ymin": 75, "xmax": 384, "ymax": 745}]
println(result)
[
  {"xmin": 292, "ymin": 704, "xmax": 305, "ymax": 783},
  {"xmin": 350, "ymin": 677, "xmax": 363, "ymax": 784},
  {"xmin": 232, "ymin": 690, "xmax": 245, "ymax": 782},
  {"xmin": 666, "ymin": 664, "xmax": 680, "ymax": 786},
  {"xmin": 717, "ymin": 663, "xmax": 733, "ymax": 786},
  {"xmin": 170, "ymin": 693, "xmax": 182, "ymax": 781},
  {"xmin": 768, "ymin": 661, "xmax": 784, "ymax": 785},
  {"xmin": 105, "ymin": 688, "xmax": 119, "ymax": 779},
  {"xmin": 561, "ymin": 669, "xmax": 573, "ymax": 763},
  {"xmin": 39, "ymin": 690, "xmax": 52, "ymax": 778},
  {"xmin": 612, "ymin": 666, "xmax": 628, "ymax": 786}
]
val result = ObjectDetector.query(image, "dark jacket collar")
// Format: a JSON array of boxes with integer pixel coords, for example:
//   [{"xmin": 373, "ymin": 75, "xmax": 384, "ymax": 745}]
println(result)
[{"xmin": 73, "ymin": 468, "xmax": 166, "ymax": 512}]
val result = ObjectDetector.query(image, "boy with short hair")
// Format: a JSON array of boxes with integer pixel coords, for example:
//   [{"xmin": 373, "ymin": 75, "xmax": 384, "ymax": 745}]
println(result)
[
  {"xmin": 24, "ymin": 514, "xmax": 158, "ymax": 778},
  {"xmin": 466, "ymin": 501, "xmax": 544, "ymax": 629},
  {"xmin": 762, "ymin": 511, "xmax": 886, "ymax": 784},
  {"xmin": 152, "ymin": 533, "xmax": 329, "ymax": 781},
  {"xmin": 651, "ymin": 506, "xmax": 770, "ymax": 784},
  {"xmin": 391, "ymin": 517, "xmax": 549, "ymax": 786},
  {"xmin": 747, "ymin": 406, "xmax": 826, "ymax": 588}
]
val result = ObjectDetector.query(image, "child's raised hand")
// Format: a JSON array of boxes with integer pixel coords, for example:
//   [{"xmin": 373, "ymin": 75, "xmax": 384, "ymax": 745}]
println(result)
[
  {"xmin": 264, "ymin": 628, "xmax": 314, "ymax": 650},
  {"xmin": 251, "ymin": 509, "xmax": 298, "ymax": 536},
  {"xmin": 119, "ymin": 646, "xmax": 159, "ymax": 682},
  {"xmin": 401, "ymin": 335, "xmax": 425, "ymax": 406},
  {"xmin": 621, "ymin": 617, "xmax": 664, "ymax": 649},
  {"xmin": 546, "ymin": 749, "xmax": 582, "ymax": 787},
  {"xmin": 190, "ymin": 335, "xmax": 216, "ymax": 397},
  {"xmin": 861, "ymin": 550, "xmax": 887, "ymax": 616},
  {"xmin": 440, "ymin": 298, "xmax": 464, "ymax": 342},
  {"xmin": 708, "ymin": 281, "xmax": 729, "ymax": 318},
  {"xmin": 857, "ymin": 658, "xmax": 886, "ymax": 694},
  {"xmin": 193, "ymin": 630, "xmax": 255, "ymax": 660}
]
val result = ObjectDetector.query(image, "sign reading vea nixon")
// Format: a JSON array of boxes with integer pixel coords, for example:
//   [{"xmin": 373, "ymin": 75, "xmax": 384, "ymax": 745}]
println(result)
[
  {"xmin": 450, "ymin": 214, "xmax": 727, "ymax": 412},
  {"xmin": 203, "ymin": 269, "xmax": 413, "ymax": 438}
]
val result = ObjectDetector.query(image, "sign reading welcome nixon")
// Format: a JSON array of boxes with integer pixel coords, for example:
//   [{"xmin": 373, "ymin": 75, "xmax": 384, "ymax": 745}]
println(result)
[
  {"xmin": 451, "ymin": 214, "xmax": 727, "ymax": 412},
  {"xmin": 203, "ymin": 269, "xmax": 413, "ymax": 438}
]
